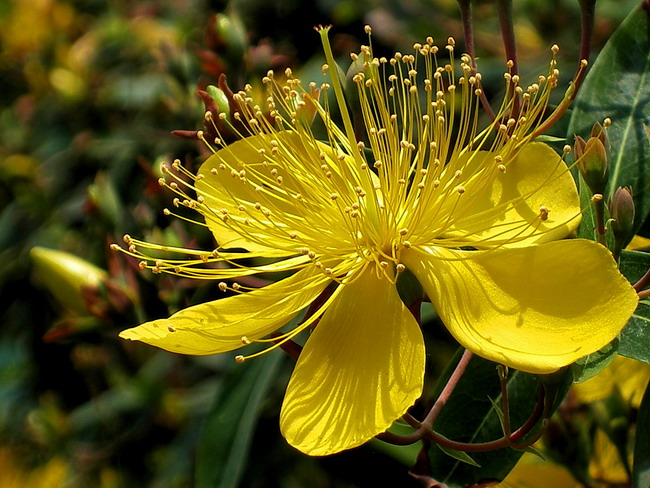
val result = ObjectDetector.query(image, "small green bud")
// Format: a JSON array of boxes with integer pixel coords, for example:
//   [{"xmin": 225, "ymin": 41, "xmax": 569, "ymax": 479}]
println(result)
[
  {"xmin": 574, "ymin": 132, "xmax": 609, "ymax": 195},
  {"xmin": 609, "ymin": 186, "xmax": 635, "ymax": 240},
  {"xmin": 31, "ymin": 247, "xmax": 107, "ymax": 315},
  {"xmin": 205, "ymin": 84, "xmax": 230, "ymax": 119}
]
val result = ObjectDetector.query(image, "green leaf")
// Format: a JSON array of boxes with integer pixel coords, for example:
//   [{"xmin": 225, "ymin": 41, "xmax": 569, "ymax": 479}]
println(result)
[
  {"xmin": 571, "ymin": 339, "xmax": 619, "ymax": 383},
  {"xmin": 618, "ymin": 250, "xmax": 650, "ymax": 364},
  {"xmin": 633, "ymin": 380, "xmax": 650, "ymax": 488},
  {"xmin": 567, "ymin": 5, "xmax": 650, "ymax": 234},
  {"xmin": 423, "ymin": 350, "xmax": 572, "ymax": 487},
  {"xmin": 619, "ymin": 249, "xmax": 650, "ymax": 282},
  {"xmin": 195, "ymin": 352, "xmax": 284, "ymax": 488},
  {"xmin": 487, "ymin": 396, "xmax": 507, "ymax": 435},
  {"xmin": 576, "ymin": 172, "xmax": 599, "ymax": 241},
  {"xmin": 619, "ymin": 303, "xmax": 650, "ymax": 365},
  {"xmin": 436, "ymin": 443, "xmax": 481, "ymax": 468}
]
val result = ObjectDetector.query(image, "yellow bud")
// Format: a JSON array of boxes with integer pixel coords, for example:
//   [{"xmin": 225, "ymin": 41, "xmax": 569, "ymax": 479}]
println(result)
[{"xmin": 30, "ymin": 247, "xmax": 107, "ymax": 315}]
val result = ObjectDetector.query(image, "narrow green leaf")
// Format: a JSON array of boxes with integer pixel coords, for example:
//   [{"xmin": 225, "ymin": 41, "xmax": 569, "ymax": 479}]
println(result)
[
  {"xmin": 487, "ymin": 396, "xmax": 507, "ymax": 435},
  {"xmin": 195, "ymin": 352, "xmax": 284, "ymax": 488},
  {"xmin": 633, "ymin": 380, "xmax": 650, "ymax": 488},
  {"xmin": 567, "ymin": 5, "xmax": 650, "ymax": 233},
  {"xmin": 576, "ymin": 173, "xmax": 599, "ymax": 241},
  {"xmin": 533, "ymin": 134, "xmax": 567, "ymax": 143},
  {"xmin": 436, "ymin": 443, "xmax": 481, "ymax": 468}
]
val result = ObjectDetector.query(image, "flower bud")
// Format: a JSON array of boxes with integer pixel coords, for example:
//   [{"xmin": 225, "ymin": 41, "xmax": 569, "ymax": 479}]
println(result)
[
  {"xmin": 205, "ymin": 84, "xmax": 230, "ymax": 119},
  {"xmin": 31, "ymin": 247, "xmax": 107, "ymax": 315},
  {"xmin": 591, "ymin": 120, "xmax": 608, "ymax": 141},
  {"xmin": 609, "ymin": 187, "xmax": 635, "ymax": 241},
  {"xmin": 574, "ymin": 131, "xmax": 609, "ymax": 195}
]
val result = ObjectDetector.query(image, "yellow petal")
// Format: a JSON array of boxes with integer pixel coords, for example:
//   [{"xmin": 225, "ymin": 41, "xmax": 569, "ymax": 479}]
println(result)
[
  {"xmin": 280, "ymin": 265, "xmax": 425, "ymax": 455},
  {"xmin": 443, "ymin": 143, "xmax": 580, "ymax": 248},
  {"xmin": 119, "ymin": 265, "xmax": 330, "ymax": 355},
  {"xmin": 628, "ymin": 235, "xmax": 650, "ymax": 250},
  {"xmin": 196, "ymin": 132, "xmax": 352, "ymax": 253},
  {"xmin": 402, "ymin": 240, "xmax": 638, "ymax": 374}
]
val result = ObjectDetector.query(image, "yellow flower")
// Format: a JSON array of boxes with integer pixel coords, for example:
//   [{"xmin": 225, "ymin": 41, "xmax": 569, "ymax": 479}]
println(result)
[
  {"xmin": 494, "ymin": 452, "xmax": 580, "ymax": 488},
  {"xmin": 115, "ymin": 27, "xmax": 637, "ymax": 455},
  {"xmin": 0, "ymin": 448, "xmax": 68, "ymax": 488},
  {"xmin": 574, "ymin": 355, "xmax": 650, "ymax": 408}
]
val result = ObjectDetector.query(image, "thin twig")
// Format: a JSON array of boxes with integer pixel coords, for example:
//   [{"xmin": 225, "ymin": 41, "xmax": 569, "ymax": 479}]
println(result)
[
  {"xmin": 423, "ymin": 349, "xmax": 474, "ymax": 428},
  {"xmin": 638, "ymin": 289, "xmax": 650, "ymax": 300},
  {"xmin": 399, "ymin": 384, "xmax": 548, "ymax": 453},
  {"xmin": 495, "ymin": 0, "xmax": 521, "ymax": 116},
  {"xmin": 532, "ymin": 0, "xmax": 595, "ymax": 137},
  {"xmin": 456, "ymin": 0, "xmax": 496, "ymax": 120},
  {"xmin": 498, "ymin": 365, "xmax": 512, "ymax": 440},
  {"xmin": 633, "ymin": 267, "xmax": 650, "ymax": 292},
  {"xmin": 594, "ymin": 198, "xmax": 608, "ymax": 246}
]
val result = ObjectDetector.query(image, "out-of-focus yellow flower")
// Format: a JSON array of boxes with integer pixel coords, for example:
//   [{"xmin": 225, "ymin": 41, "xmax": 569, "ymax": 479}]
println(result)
[
  {"xmin": 588, "ymin": 429, "xmax": 629, "ymax": 485},
  {"xmin": 114, "ymin": 27, "xmax": 637, "ymax": 455},
  {"xmin": 495, "ymin": 452, "xmax": 580, "ymax": 488},
  {"xmin": 497, "ymin": 429, "xmax": 630, "ymax": 488},
  {"xmin": 0, "ymin": 448, "xmax": 68, "ymax": 488},
  {"xmin": 0, "ymin": 0, "xmax": 75, "ymax": 58},
  {"xmin": 574, "ymin": 355, "xmax": 650, "ymax": 408},
  {"xmin": 628, "ymin": 234, "xmax": 650, "ymax": 250}
]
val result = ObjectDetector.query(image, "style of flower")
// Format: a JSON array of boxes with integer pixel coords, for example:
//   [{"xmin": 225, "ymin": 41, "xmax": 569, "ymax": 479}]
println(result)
[{"xmin": 114, "ymin": 26, "xmax": 638, "ymax": 456}]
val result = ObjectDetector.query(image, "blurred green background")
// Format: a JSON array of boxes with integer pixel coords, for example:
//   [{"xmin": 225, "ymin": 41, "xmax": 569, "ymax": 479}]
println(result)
[{"xmin": 0, "ymin": 0, "xmax": 641, "ymax": 486}]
